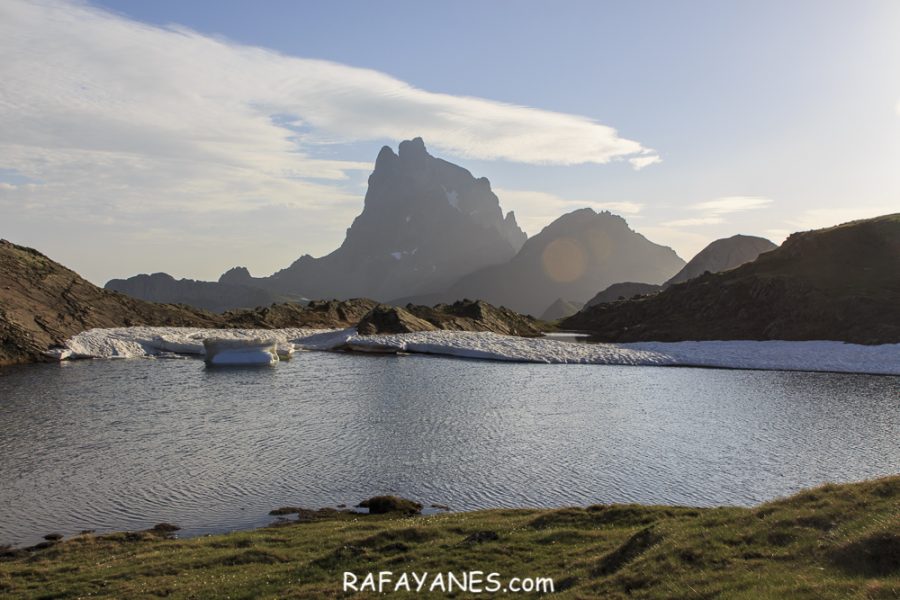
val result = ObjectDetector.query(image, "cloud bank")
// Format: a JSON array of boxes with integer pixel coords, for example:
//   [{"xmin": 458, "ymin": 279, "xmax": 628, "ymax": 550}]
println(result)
[{"xmin": 0, "ymin": 0, "xmax": 657, "ymax": 187}]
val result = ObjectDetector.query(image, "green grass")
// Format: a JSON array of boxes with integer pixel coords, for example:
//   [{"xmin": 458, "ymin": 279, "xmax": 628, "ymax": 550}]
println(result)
[{"xmin": 1, "ymin": 476, "xmax": 898, "ymax": 598}]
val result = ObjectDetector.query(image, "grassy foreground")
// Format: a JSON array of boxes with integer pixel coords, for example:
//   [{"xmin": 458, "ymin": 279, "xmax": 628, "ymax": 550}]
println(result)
[{"xmin": 1, "ymin": 477, "xmax": 898, "ymax": 599}]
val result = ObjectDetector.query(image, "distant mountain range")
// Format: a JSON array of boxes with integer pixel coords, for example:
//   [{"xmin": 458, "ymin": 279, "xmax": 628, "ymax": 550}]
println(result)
[
  {"xmin": 105, "ymin": 272, "xmax": 307, "ymax": 313},
  {"xmin": 398, "ymin": 208, "xmax": 685, "ymax": 316},
  {"xmin": 563, "ymin": 214, "xmax": 900, "ymax": 344},
  {"xmin": 106, "ymin": 138, "xmax": 687, "ymax": 314}
]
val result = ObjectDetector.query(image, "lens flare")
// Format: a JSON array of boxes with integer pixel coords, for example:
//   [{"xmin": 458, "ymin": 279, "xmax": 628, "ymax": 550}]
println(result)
[{"xmin": 541, "ymin": 238, "xmax": 587, "ymax": 283}]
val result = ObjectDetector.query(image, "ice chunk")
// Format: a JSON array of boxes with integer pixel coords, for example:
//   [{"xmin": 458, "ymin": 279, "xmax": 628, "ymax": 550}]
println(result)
[{"xmin": 203, "ymin": 337, "xmax": 278, "ymax": 366}]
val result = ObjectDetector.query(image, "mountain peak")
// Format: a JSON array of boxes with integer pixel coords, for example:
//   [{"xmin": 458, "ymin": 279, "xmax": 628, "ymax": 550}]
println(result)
[
  {"xmin": 374, "ymin": 145, "xmax": 398, "ymax": 169},
  {"xmin": 398, "ymin": 136, "xmax": 428, "ymax": 157}
]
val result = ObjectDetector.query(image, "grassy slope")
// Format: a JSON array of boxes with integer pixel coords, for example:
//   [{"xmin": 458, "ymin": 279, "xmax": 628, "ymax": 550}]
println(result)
[{"xmin": 1, "ymin": 476, "xmax": 898, "ymax": 599}]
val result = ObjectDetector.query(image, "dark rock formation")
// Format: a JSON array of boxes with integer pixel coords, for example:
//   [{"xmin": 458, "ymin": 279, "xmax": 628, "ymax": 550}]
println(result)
[
  {"xmin": 222, "ymin": 298, "xmax": 378, "ymax": 329},
  {"xmin": 355, "ymin": 299, "xmax": 546, "ymax": 336},
  {"xmin": 665, "ymin": 234, "xmax": 777, "ymax": 285},
  {"xmin": 356, "ymin": 304, "xmax": 438, "ymax": 335},
  {"xmin": 403, "ymin": 209, "xmax": 685, "ymax": 316},
  {"xmin": 562, "ymin": 214, "xmax": 900, "ymax": 344},
  {"xmin": 356, "ymin": 496, "xmax": 423, "ymax": 515},
  {"xmin": 540, "ymin": 298, "xmax": 584, "ymax": 321},
  {"xmin": 584, "ymin": 282, "xmax": 663, "ymax": 308},
  {"xmin": 105, "ymin": 272, "xmax": 303, "ymax": 313},
  {"xmin": 406, "ymin": 299, "xmax": 545, "ymax": 337}
]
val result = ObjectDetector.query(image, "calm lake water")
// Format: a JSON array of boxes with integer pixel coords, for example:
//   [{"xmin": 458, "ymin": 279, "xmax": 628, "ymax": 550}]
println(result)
[{"xmin": 1, "ymin": 352, "xmax": 898, "ymax": 547}]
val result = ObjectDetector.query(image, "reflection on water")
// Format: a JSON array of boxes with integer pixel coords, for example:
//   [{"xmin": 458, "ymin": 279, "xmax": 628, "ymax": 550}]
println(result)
[{"xmin": 1, "ymin": 354, "xmax": 898, "ymax": 547}]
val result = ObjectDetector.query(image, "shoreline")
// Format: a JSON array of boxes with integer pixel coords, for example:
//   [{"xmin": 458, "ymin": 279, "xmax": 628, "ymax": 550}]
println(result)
[
  {"xmin": 38, "ymin": 326, "xmax": 900, "ymax": 376},
  {"xmin": 2, "ymin": 475, "xmax": 898, "ymax": 598}
]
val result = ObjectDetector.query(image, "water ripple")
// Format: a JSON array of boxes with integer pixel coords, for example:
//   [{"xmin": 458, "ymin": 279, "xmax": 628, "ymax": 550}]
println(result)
[{"xmin": 0, "ymin": 355, "xmax": 898, "ymax": 547}]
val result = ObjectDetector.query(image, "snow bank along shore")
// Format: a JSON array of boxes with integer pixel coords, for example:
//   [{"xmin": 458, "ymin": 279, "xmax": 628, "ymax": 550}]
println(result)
[{"xmin": 43, "ymin": 326, "xmax": 900, "ymax": 375}]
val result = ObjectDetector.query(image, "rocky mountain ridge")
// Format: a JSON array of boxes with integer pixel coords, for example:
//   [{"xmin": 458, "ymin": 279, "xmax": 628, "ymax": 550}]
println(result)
[
  {"xmin": 563, "ymin": 214, "xmax": 900, "ymax": 344},
  {"xmin": 400, "ymin": 208, "xmax": 685, "ymax": 316}
]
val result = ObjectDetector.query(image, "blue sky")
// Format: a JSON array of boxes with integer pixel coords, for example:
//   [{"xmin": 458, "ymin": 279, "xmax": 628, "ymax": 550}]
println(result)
[{"xmin": 1, "ymin": 0, "xmax": 898, "ymax": 284}]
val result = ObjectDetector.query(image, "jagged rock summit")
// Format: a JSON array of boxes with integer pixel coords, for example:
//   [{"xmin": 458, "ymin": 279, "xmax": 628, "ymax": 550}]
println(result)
[
  {"xmin": 106, "ymin": 138, "xmax": 527, "ymax": 307},
  {"xmin": 263, "ymin": 137, "xmax": 526, "ymax": 300}
]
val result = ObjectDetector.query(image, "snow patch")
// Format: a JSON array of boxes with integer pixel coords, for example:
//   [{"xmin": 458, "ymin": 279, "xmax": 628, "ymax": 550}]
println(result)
[
  {"xmin": 53, "ymin": 327, "xmax": 900, "ymax": 375},
  {"xmin": 441, "ymin": 185, "xmax": 460, "ymax": 210}
]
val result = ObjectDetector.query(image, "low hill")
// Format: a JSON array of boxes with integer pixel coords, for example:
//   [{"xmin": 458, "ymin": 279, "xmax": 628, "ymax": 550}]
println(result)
[
  {"xmin": 563, "ymin": 214, "xmax": 900, "ymax": 343},
  {"xmin": 666, "ymin": 234, "xmax": 777, "ymax": 285}
]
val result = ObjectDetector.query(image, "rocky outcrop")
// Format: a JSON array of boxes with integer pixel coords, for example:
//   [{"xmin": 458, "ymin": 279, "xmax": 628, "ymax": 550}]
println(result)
[
  {"xmin": 540, "ymin": 298, "xmax": 584, "ymax": 321},
  {"xmin": 105, "ymin": 272, "xmax": 303, "ymax": 313},
  {"xmin": 0, "ymin": 240, "xmax": 221, "ymax": 366},
  {"xmin": 222, "ymin": 298, "xmax": 378, "ymax": 329},
  {"xmin": 355, "ymin": 299, "xmax": 546, "ymax": 336},
  {"xmin": 584, "ymin": 282, "xmax": 663, "ymax": 308},
  {"xmin": 406, "ymin": 299, "xmax": 545, "ymax": 337},
  {"xmin": 402, "ymin": 209, "xmax": 685, "ymax": 316},
  {"xmin": 562, "ymin": 214, "xmax": 900, "ymax": 344},
  {"xmin": 357, "ymin": 304, "xmax": 438, "ymax": 335},
  {"xmin": 665, "ymin": 234, "xmax": 777, "ymax": 285}
]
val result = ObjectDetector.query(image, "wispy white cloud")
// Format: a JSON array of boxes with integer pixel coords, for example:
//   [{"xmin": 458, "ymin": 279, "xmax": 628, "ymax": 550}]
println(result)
[
  {"xmin": 689, "ymin": 196, "xmax": 774, "ymax": 215},
  {"xmin": 629, "ymin": 154, "xmax": 663, "ymax": 170},
  {"xmin": 494, "ymin": 188, "xmax": 642, "ymax": 235},
  {"xmin": 662, "ymin": 216, "xmax": 725, "ymax": 227},
  {"xmin": 0, "ymin": 0, "xmax": 658, "ymax": 180},
  {"xmin": 660, "ymin": 196, "xmax": 773, "ymax": 228}
]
